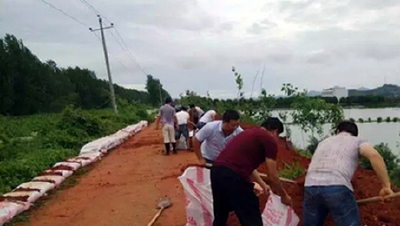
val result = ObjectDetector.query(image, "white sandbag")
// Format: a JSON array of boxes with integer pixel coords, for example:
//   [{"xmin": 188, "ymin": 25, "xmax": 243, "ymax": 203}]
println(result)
[
  {"xmin": 53, "ymin": 162, "xmax": 81, "ymax": 171},
  {"xmin": 0, "ymin": 201, "xmax": 30, "ymax": 226},
  {"xmin": 43, "ymin": 169, "xmax": 73, "ymax": 178},
  {"xmin": 176, "ymin": 136, "xmax": 188, "ymax": 150},
  {"xmin": 16, "ymin": 182, "xmax": 55, "ymax": 195},
  {"xmin": 32, "ymin": 175, "xmax": 65, "ymax": 187},
  {"xmin": 262, "ymin": 194, "xmax": 299, "ymax": 226},
  {"xmin": 78, "ymin": 152, "xmax": 103, "ymax": 160},
  {"xmin": 68, "ymin": 157, "xmax": 92, "ymax": 167},
  {"xmin": 178, "ymin": 167, "xmax": 300, "ymax": 226},
  {"xmin": 3, "ymin": 191, "xmax": 42, "ymax": 203},
  {"xmin": 179, "ymin": 166, "xmax": 214, "ymax": 226}
]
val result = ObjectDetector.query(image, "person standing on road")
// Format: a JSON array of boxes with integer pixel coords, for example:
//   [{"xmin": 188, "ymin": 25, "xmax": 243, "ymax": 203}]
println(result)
[
  {"xmin": 303, "ymin": 121, "xmax": 394, "ymax": 226},
  {"xmin": 211, "ymin": 117, "xmax": 292, "ymax": 226},
  {"xmin": 197, "ymin": 109, "xmax": 217, "ymax": 130},
  {"xmin": 175, "ymin": 106, "xmax": 194, "ymax": 150},
  {"xmin": 156, "ymin": 97, "xmax": 178, "ymax": 155},
  {"xmin": 192, "ymin": 110, "xmax": 242, "ymax": 164}
]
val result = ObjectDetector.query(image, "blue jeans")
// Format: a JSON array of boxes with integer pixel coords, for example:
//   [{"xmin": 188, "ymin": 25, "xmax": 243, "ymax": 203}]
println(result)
[{"xmin": 303, "ymin": 186, "xmax": 361, "ymax": 226}]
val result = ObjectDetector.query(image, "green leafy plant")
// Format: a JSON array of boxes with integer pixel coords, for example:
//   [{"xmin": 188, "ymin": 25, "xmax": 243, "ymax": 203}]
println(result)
[
  {"xmin": 360, "ymin": 143, "xmax": 400, "ymax": 172},
  {"xmin": 368, "ymin": 117, "xmax": 372, "ymax": 122},
  {"xmin": 358, "ymin": 118, "xmax": 364, "ymax": 123},
  {"xmin": 279, "ymin": 162, "xmax": 306, "ymax": 180},
  {"xmin": 349, "ymin": 118, "xmax": 355, "ymax": 123},
  {"xmin": 377, "ymin": 117, "xmax": 383, "ymax": 123},
  {"xmin": 386, "ymin": 117, "xmax": 391, "ymax": 123},
  {"xmin": 393, "ymin": 117, "xmax": 398, "ymax": 122},
  {"xmin": 281, "ymin": 83, "xmax": 344, "ymax": 138}
]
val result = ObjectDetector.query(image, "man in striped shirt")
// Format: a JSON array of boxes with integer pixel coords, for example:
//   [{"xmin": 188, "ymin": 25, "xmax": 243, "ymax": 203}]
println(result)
[{"xmin": 303, "ymin": 121, "xmax": 394, "ymax": 226}]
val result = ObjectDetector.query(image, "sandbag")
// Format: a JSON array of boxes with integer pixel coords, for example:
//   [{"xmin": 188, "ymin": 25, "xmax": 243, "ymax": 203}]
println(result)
[
  {"xmin": 0, "ymin": 201, "xmax": 30, "ymax": 226},
  {"xmin": 32, "ymin": 175, "xmax": 65, "ymax": 187},
  {"xmin": 3, "ymin": 191, "xmax": 42, "ymax": 203},
  {"xmin": 262, "ymin": 195, "xmax": 299, "ymax": 226},
  {"xmin": 178, "ymin": 167, "xmax": 214, "ymax": 226},
  {"xmin": 43, "ymin": 169, "xmax": 73, "ymax": 178},
  {"xmin": 16, "ymin": 181, "xmax": 55, "ymax": 195},
  {"xmin": 53, "ymin": 162, "xmax": 81, "ymax": 171},
  {"xmin": 178, "ymin": 167, "xmax": 300, "ymax": 226},
  {"xmin": 176, "ymin": 136, "xmax": 188, "ymax": 150}
]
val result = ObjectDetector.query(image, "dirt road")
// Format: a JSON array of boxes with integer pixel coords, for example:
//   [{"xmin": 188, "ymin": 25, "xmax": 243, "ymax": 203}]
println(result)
[{"xmin": 18, "ymin": 124, "xmax": 196, "ymax": 226}]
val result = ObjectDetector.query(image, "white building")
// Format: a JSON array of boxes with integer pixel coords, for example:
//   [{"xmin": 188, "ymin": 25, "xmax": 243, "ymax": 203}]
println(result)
[{"xmin": 321, "ymin": 86, "xmax": 348, "ymax": 100}]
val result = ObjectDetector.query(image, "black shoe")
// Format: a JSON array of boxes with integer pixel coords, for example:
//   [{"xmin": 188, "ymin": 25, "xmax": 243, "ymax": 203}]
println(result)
[{"xmin": 173, "ymin": 150, "xmax": 177, "ymax": 154}]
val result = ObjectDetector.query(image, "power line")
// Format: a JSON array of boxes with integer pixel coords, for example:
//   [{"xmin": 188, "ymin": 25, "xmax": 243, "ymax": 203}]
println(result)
[
  {"xmin": 76, "ymin": 0, "xmax": 148, "ymax": 76},
  {"xmin": 93, "ymin": 32, "xmax": 131, "ymax": 73},
  {"xmin": 113, "ymin": 27, "xmax": 148, "ymax": 75},
  {"xmin": 79, "ymin": 0, "xmax": 98, "ymax": 16},
  {"xmin": 78, "ymin": 0, "xmax": 112, "ymax": 24},
  {"xmin": 108, "ymin": 29, "xmax": 147, "ymax": 74},
  {"xmin": 40, "ymin": 0, "xmax": 90, "ymax": 28}
]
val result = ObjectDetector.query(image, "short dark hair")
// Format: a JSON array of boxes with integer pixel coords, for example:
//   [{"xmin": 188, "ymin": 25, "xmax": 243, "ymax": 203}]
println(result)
[
  {"xmin": 189, "ymin": 104, "xmax": 195, "ymax": 108},
  {"xmin": 165, "ymin": 96, "xmax": 172, "ymax": 104},
  {"xmin": 181, "ymin": 106, "xmax": 187, "ymax": 111},
  {"xmin": 222, "ymin": 110, "xmax": 240, "ymax": 122},
  {"xmin": 261, "ymin": 117, "xmax": 284, "ymax": 134},
  {"xmin": 336, "ymin": 121, "xmax": 358, "ymax": 136}
]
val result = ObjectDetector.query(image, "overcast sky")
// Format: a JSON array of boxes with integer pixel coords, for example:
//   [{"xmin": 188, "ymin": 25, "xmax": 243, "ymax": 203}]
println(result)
[{"xmin": 1, "ymin": 0, "xmax": 400, "ymax": 98}]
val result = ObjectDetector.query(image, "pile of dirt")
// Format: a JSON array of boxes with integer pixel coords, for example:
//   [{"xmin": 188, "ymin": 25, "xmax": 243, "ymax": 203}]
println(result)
[{"xmin": 227, "ymin": 124, "xmax": 400, "ymax": 225}]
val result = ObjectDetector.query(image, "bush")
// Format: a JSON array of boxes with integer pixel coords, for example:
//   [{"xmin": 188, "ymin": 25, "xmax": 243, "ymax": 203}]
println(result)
[
  {"xmin": 360, "ymin": 143, "xmax": 400, "ymax": 172},
  {"xmin": 368, "ymin": 117, "xmax": 372, "ymax": 122},
  {"xmin": 349, "ymin": 118, "xmax": 355, "ymax": 123},
  {"xmin": 279, "ymin": 162, "xmax": 306, "ymax": 179},
  {"xmin": 358, "ymin": 118, "xmax": 364, "ymax": 123},
  {"xmin": 377, "ymin": 117, "xmax": 383, "ymax": 123},
  {"xmin": 386, "ymin": 117, "xmax": 391, "ymax": 123},
  {"xmin": 306, "ymin": 136, "xmax": 327, "ymax": 155},
  {"xmin": 0, "ymin": 104, "xmax": 150, "ymax": 194},
  {"xmin": 0, "ymin": 149, "xmax": 76, "ymax": 194},
  {"xmin": 393, "ymin": 117, "xmax": 399, "ymax": 122}
]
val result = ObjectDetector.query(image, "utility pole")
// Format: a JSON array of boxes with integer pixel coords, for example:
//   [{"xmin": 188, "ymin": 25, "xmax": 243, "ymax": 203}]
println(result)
[{"xmin": 90, "ymin": 15, "xmax": 118, "ymax": 114}]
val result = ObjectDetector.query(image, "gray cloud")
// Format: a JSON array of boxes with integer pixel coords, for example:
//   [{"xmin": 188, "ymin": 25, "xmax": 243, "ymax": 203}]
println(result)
[{"xmin": 1, "ymin": 0, "xmax": 400, "ymax": 99}]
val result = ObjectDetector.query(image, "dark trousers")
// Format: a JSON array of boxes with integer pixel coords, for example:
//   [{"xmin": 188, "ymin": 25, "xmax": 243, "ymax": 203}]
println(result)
[
  {"xmin": 210, "ymin": 166, "xmax": 262, "ymax": 226},
  {"xmin": 303, "ymin": 186, "xmax": 361, "ymax": 226}
]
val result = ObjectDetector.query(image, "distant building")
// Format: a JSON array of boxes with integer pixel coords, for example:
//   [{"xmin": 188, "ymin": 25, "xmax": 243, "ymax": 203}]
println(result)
[{"xmin": 321, "ymin": 86, "xmax": 348, "ymax": 100}]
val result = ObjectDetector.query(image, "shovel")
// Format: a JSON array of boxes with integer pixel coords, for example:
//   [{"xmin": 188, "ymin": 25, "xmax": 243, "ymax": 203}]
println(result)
[
  {"xmin": 147, "ymin": 197, "xmax": 172, "ymax": 226},
  {"xmin": 357, "ymin": 192, "xmax": 400, "ymax": 204}
]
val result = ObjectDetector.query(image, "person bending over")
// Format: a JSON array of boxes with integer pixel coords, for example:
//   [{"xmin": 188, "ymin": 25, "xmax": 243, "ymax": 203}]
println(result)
[
  {"xmin": 211, "ymin": 117, "xmax": 291, "ymax": 226},
  {"xmin": 193, "ymin": 110, "xmax": 242, "ymax": 164},
  {"xmin": 303, "ymin": 120, "xmax": 394, "ymax": 226}
]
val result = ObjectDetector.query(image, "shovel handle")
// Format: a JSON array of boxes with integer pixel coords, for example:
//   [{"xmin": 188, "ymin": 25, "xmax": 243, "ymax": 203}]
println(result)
[
  {"xmin": 357, "ymin": 192, "xmax": 400, "ymax": 204},
  {"xmin": 147, "ymin": 207, "xmax": 165, "ymax": 226}
]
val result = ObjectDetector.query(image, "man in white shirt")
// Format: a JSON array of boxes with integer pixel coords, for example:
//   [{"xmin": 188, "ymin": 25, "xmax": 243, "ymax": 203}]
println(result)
[
  {"xmin": 303, "ymin": 121, "xmax": 393, "ymax": 226},
  {"xmin": 193, "ymin": 110, "xmax": 243, "ymax": 164},
  {"xmin": 197, "ymin": 109, "xmax": 217, "ymax": 129},
  {"xmin": 175, "ymin": 106, "xmax": 193, "ymax": 150}
]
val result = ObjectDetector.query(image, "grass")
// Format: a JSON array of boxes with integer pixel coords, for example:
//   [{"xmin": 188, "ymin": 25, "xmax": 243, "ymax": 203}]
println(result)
[
  {"xmin": 0, "ymin": 103, "xmax": 153, "ymax": 195},
  {"xmin": 279, "ymin": 161, "xmax": 306, "ymax": 180}
]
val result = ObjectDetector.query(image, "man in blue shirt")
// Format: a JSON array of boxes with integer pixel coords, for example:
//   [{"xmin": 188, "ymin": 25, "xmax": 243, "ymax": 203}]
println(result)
[{"xmin": 193, "ymin": 109, "xmax": 243, "ymax": 164}]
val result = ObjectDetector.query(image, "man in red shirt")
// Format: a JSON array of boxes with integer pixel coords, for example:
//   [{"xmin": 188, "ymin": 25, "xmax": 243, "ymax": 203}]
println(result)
[{"xmin": 211, "ymin": 117, "xmax": 292, "ymax": 226}]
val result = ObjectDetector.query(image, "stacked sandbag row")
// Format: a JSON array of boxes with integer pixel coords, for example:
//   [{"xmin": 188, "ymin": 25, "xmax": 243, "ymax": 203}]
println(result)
[{"xmin": 0, "ymin": 121, "xmax": 148, "ymax": 226}]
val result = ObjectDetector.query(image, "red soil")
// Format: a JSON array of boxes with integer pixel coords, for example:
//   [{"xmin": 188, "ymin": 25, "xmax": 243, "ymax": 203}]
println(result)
[{"xmin": 12, "ymin": 122, "xmax": 400, "ymax": 226}]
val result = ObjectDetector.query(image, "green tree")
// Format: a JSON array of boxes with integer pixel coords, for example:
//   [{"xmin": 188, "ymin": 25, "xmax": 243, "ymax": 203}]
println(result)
[{"xmin": 145, "ymin": 75, "xmax": 170, "ymax": 106}]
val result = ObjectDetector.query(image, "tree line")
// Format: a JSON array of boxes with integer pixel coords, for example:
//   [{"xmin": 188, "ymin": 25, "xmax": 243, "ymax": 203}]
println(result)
[{"xmin": 0, "ymin": 34, "xmax": 169, "ymax": 116}]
